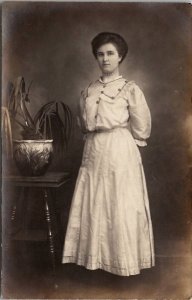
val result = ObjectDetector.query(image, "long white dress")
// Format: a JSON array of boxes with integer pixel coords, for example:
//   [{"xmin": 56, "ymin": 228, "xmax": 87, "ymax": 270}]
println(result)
[{"xmin": 62, "ymin": 76, "xmax": 155, "ymax": 276}]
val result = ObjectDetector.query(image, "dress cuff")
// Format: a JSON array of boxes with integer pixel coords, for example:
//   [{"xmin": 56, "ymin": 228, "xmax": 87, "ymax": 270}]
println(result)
[{"xmin": 134, "ymin": 139, "xmax": 147, "ymax": 147}]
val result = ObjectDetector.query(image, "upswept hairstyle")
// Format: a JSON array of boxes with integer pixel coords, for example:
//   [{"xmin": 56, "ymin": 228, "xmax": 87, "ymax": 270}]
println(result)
[{"xmin": 91, "ymin": 32, "xmax": 128, "ymax": 63}]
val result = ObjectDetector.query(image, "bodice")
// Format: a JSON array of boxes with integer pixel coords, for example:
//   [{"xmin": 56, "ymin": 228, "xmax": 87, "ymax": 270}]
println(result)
[{"xmin": 78, "ymin": 77, "xmax": 151, "ymax": 146}]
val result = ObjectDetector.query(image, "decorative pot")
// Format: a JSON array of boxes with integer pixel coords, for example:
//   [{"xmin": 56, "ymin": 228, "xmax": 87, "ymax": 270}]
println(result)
[{"xmin": 13, "ymin": 140, "xmax": 53, "ymax": 176}]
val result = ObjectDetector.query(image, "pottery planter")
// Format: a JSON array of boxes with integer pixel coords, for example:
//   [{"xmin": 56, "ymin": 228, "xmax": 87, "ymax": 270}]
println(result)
[{"xmin": 13, "ymin": 140, "xmax": 53, "ymax": 176}]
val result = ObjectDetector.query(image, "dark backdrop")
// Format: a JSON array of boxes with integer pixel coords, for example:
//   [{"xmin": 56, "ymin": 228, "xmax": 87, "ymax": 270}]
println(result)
[{"xmin": 2, "ymin": 2, "xmax": 192, "ymax": 257}]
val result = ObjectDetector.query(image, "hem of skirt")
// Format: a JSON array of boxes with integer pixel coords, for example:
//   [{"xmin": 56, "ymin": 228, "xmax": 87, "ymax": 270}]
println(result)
[{"xmin": 62, "ymin": 256, "xmax": 155, "ymax": 277}]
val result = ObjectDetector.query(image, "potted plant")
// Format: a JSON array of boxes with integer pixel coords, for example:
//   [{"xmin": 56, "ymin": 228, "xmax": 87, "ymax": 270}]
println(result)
[
  {"xmin": 1, "ymin": 106, "xmax": 14, "ymax": 175},
  {"xmin": 6, "ymin": 76, "xmax": 74, "ymax": 176},
  {"xmin": 2, "ymin": 106, "xmax": 13, "ymax": 159}
]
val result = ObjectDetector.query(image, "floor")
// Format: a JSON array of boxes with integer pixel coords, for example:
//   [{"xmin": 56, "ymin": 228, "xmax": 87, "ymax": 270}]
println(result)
[{"xmin": 2, "ymin": 228, "xmax": 192, "ymax": 299}]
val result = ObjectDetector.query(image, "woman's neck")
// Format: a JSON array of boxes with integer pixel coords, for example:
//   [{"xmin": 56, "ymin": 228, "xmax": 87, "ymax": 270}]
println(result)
[{"xmin": 101, "ymin": 69, "xmax": 120, "ymax": 83}]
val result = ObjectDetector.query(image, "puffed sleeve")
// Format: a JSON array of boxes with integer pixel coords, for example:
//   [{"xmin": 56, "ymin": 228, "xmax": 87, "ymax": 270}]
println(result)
[{"xmin": 127, "ymin": 82, "xmax": 151, "ymax": 147}]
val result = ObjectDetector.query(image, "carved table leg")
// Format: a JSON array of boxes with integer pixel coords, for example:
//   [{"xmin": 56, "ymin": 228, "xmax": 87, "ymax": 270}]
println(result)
[
  {"xmin": 22, "ymin": 188, "xmax": 30, "ymax": 237},
  {"xmin": 49, "ymin": 188, "xmax": 63, "ymax": 242},
  {"xmin": 44, "ymin": 188, "xmax": 56, "ymax": 273},
  {"xmin": 11, "ymin": 205, "xmax": 16, "ymax": 222},
  {"xmin": 11, "ymin": 187, "xmax": 29, "ymax": 236},
  {"xmin": 49, "ymin": 188, "xmax": 64, "ymax": 264}
]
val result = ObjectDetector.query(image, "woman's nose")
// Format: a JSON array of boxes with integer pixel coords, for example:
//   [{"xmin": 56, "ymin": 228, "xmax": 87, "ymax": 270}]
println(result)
[{"xmin": 103, "ymin": 54, "xmax": 108, "ymax": 61}]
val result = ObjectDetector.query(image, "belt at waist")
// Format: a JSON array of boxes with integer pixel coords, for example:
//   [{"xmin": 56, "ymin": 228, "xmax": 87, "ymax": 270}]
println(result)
[{"xmin": 86, "ymin": 126, "xmax": 128, "ymax": 134}]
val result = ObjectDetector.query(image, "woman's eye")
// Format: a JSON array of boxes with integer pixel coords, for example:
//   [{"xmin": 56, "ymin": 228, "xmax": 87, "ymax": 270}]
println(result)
[
  {"xmin": 97, "ymin": 53, "xmax": 103, "ymax": 57},
  {"xmin": 107, "ymin": 51, "xmax": 114, "ymax": 55}
]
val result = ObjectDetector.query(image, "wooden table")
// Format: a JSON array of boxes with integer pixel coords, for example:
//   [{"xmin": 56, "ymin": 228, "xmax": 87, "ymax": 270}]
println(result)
[{"xmin": 4, "ymin": 171, "xmax": 71, "ymax": 272}]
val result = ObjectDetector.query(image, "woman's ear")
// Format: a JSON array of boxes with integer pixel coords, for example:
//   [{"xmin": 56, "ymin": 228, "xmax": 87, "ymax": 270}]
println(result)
[{"xmin": 118, "ymin": 56, "xmax": 122, "ymax": 63}]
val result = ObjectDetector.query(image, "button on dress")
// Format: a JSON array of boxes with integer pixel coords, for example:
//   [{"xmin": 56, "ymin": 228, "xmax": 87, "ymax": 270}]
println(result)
[{"xmin": 62, "ymin": 77, "xmax": 155, "ymax": 276}]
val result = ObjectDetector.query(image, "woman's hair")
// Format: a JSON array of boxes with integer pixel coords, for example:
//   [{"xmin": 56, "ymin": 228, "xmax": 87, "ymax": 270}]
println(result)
[{"xmin": 91, "ymin": 32, "xmax": 128, "ymax": 63}]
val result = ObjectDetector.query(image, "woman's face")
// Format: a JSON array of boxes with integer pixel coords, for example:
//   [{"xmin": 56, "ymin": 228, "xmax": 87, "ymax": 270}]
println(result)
[{"xmin": 96, "ymin": 43, "xmax": 122, "ymax": 75}]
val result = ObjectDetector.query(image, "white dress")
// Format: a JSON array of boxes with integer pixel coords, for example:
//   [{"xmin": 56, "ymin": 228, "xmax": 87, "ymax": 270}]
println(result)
[{"xmin": 62, "ymin": 76, "xmax": 155, "ymax": 276}]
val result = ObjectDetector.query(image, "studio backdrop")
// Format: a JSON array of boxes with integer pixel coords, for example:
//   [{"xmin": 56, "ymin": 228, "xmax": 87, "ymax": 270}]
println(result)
[{"xmin": 2, "ymin": 2, "xmax": 192, "ymax": 298}]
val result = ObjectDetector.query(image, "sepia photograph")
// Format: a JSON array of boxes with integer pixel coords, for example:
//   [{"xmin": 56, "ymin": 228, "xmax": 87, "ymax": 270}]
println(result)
[{"xmin": 1, "ymin": 1, "xmax": 192, "ymax": 299}]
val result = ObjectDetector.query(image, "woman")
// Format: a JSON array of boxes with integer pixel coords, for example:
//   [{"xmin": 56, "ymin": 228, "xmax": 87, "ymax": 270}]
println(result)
[{"xmin": 62, "ymin": 32, "xmax": 155, "ymax": 276}]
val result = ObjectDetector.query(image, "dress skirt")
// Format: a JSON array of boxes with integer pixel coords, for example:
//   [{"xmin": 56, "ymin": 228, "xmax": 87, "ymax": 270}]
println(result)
[{"xmin": 62, "ymin": 127, "xmax": 155, "ymax": 276}]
